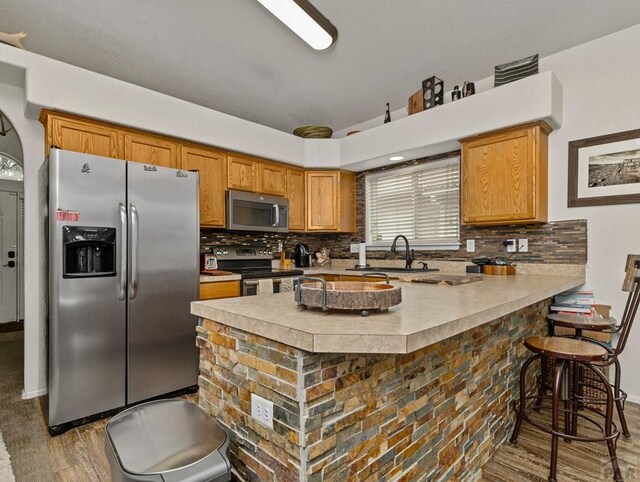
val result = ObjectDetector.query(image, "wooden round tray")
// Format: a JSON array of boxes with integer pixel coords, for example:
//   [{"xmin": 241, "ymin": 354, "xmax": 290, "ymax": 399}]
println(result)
[{"xmin": 296, "ymin": 280, "xmax": 402, "ymax": 316}]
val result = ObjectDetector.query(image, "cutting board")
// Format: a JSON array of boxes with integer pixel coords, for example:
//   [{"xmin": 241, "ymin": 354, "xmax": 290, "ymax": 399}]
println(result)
[
  {"xmin": 200, "ymin": 270, "xmax": 234, "ymax": 276},
  {"xmin": 400, "ymin": 274, "xmax": 483, "ymax": 285}
]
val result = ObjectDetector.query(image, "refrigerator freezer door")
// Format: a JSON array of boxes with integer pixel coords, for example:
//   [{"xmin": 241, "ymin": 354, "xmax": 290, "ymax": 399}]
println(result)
[
  {"xmin": 127, "ymin": 163, "xmax": 199, "ymax": 403},
  {"xmin": 49, "ymin": 149, "xmax": 127, "ymax": 427}
]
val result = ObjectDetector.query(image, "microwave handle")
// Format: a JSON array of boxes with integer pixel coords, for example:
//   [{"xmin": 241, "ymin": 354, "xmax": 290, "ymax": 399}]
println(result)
[{"xmin": 273, "ymin": 204, "xmax": 280, "ymax": 227}]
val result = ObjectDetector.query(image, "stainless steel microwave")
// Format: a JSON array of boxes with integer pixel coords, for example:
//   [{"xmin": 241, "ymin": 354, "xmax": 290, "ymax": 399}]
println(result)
[{"xmin": 226, "ymin": 190, "xmax": 289, "ymax": 233}]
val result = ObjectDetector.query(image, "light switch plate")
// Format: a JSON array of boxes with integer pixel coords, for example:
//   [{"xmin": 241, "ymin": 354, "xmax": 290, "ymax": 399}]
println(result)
[
  {"xmin": 518, "ymin": 239, "xmax": 529, "ymax": 252},
  {"xmin": 251, "ymin": 393, "xmax": 274, "ymax": 429},
  {"xmin": 466, "ymin": 239, "xmax": 475, "ymax": 252}
]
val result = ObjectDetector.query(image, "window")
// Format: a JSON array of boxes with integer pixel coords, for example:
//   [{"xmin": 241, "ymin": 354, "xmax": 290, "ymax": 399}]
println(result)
[
  {"xmin": 365, "ymin": 156, "xmax": 460, "ymax": 249},
  {"xmin": 0, "ymin": 152, "xmax": 23, "ymax": 181}
]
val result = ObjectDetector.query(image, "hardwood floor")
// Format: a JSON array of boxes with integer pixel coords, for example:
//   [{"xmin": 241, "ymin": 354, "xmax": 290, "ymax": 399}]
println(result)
[
  {"xmin": 481, "ymin": 401, "xmax": 640, "ymax": 481},
  {"xmin": 0, "ymin": 333, "xmax": 197, "ymax": 481},
  {"xmin": 1, "ymin": 332, "xmax": 638, "ymax": 481}
]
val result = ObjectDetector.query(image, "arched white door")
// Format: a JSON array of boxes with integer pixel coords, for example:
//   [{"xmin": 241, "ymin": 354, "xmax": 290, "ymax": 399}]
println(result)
[{"xmin": 0, "ymin": 189, "xmax": 18, "ymax": 323}]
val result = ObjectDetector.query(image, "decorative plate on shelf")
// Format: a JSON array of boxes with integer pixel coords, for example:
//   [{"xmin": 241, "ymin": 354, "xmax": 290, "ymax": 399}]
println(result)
[{"xmin": 293, "ymin": 125, "xmax": 333, "ymax": 138}]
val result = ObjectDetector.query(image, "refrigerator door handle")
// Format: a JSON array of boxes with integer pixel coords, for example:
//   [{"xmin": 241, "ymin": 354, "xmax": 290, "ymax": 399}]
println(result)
[
  {"xmin": 118, "ymin": 203, "xmax": 127, "ymax": 300},
  {"xmin": 130, "ymin": 203, "xmax": 139, "ymax": 300}
]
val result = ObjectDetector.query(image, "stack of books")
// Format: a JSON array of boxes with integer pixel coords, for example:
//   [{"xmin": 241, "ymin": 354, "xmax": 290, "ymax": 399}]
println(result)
[{"xmin": 550, "ymin": 291, "xmax": 596, "ymax": 315}]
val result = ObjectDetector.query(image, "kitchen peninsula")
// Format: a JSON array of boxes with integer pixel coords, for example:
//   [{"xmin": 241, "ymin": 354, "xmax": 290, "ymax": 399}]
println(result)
[{"xmin": 192, "ymin": 274, "xmax": 584, "ymax": 481}]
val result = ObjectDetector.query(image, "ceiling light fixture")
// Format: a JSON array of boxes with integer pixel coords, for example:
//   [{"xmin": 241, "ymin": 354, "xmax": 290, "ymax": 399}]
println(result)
[
  {"xmin": 255, "ymin": 0, "xmax": 337, "ymax": 50},
  {"xmin": 389, "ymin": 156, "xmax": 404, "ymax": 161}
]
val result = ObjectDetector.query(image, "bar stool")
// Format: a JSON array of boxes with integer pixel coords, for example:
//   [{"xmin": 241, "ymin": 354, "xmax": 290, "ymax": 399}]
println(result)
[
  {"xmin": 510, "ymin": 336, "xmax": 622, "ymax": 482},
  {"xmin": 544, "ymin": 255, "xmax": 640, "ymax": 437}
]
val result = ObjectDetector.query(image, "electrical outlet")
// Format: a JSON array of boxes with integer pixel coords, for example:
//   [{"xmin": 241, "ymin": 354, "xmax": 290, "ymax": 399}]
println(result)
[
  {"xmin": 350, "ymin": 243, "xmax": 360, "ymax": 253},
  {"xmin": 277, "ymin": 241, "xmax": 283, "ymax": 252},
  {"xmin": 251, "ymin": 393, "xmax": 274, "ymax": 429},
  {"xmin": 506, "ymin": 239, "xmax": 517, "ymax": 253},
  {"xmin": 466, "ymin": 239, "xmax": 476, "ymax": 252},
  {"xmin": 518, "ymin": 238, "xmax": 529, "ymax": 252}
]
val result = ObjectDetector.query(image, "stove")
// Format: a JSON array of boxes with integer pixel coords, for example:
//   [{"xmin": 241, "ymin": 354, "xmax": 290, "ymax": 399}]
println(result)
[{"xmin": 210, "ymin": 245, "xmax": 303, "ymax": 296}]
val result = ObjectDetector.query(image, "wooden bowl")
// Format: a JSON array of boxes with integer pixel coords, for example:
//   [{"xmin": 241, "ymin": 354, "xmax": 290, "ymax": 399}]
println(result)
[
  {"xmin": 297, "ymin": 281, "xmax": 402, "ymax": 316},
  {"xmin": 293, "ymin": 125, "xmax": 333, "ymax": 138}
]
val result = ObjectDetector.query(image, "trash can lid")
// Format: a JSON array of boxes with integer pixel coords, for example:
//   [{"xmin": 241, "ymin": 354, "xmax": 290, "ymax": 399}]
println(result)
[{"xmin": 106, "ymin": 399, "xmax": 227, "ymax": 475}]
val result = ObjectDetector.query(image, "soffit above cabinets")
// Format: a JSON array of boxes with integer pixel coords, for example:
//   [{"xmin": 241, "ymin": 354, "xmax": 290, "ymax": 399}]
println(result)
[{"xmin": 1, "ymin": 44, "xmax": 561, "ymax": 172}]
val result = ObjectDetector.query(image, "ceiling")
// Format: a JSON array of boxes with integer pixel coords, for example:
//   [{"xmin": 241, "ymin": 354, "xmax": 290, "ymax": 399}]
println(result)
[{"xmin": 1, "ymin": 1, "xmax": 640, "ymax": 134}]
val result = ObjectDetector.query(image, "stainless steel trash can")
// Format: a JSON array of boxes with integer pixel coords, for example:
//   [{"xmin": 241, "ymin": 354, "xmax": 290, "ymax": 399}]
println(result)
[{"xmin": 105, "ymin": 399, "xmax": 230, "ymax": 482}]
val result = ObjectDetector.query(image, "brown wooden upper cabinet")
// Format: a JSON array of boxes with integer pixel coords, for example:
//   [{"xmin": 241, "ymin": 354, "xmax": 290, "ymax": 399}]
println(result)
[
  {"xmin": 41, "ymin": 111, "xmax": 121, "ymax": 159},
  {"xmin": 306, "ymin": 171, "xmax": 356, "ymax": 232},
  {"xmin": 181, "ymin": 145, "xmax": 227, "ymax": 227},
  {"xmin": 123, "ymin": 132, "xmax": 178, "ymax": 168},
  {"xmin": 286, "ymin": 167, "xmax": 305, "ymax": 231},
  {"xmin": 461, "ymin": 121, "xmax": 550, "ymax": 225},
  {"xmin": 227, "ymin": 155, "xmax": 257, "ymax": 192},
  {"xmin": 258, "ymin": 162, "xmax": 286, "ymax": 197},
  {"xmin": 39, "ymin": 112, "xmax": 359, "ymax": 232}
]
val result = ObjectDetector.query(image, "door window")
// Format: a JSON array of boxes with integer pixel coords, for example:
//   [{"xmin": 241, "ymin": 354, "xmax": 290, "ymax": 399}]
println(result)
[{"xmin": 0, "ymin": 153, "xmax": 23, "ymax": 181}]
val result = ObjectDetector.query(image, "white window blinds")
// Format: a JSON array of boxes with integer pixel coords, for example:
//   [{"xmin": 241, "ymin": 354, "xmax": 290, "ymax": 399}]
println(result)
[{"xmin": 365, "ymin": 156, "xmax": 460, "ymax": 248}]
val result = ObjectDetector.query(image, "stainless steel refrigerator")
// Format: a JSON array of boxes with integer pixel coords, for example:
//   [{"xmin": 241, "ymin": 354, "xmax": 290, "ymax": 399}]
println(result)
[{"xmin": 48, "ymin": 149, "xmax": 199, "ymax": 433}]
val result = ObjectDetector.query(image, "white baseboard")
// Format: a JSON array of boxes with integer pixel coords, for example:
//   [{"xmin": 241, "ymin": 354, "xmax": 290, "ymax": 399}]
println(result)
[
  {"xmin": 627, "ymin": 394, "xmax": 640, "ymax": 405},
  {"xmin": 22, "ymin": 388, "xmax": 47, "ymax": 399}
]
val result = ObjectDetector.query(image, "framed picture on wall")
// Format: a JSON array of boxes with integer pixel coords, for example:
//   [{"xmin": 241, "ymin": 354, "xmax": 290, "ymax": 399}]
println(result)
[{"xmin": 568, "ymin": 128, "xmax": 640, "ymax": 207}]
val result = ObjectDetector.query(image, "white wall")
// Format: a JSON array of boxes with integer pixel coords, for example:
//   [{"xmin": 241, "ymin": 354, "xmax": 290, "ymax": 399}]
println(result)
[
  {"xmin": 0, "ymin": 43, "xmax": 306, "ymax": 166},
  {"xmin": 539, "ymin": 26, "xmax": 640, "ymax": 402},
  {"xmin": 0, "ymin": 114, "xmax": 23, "ymax": 161},
  {"xmin": 0, "ymin": 81, "xmax": 47, "ymax": 398}
]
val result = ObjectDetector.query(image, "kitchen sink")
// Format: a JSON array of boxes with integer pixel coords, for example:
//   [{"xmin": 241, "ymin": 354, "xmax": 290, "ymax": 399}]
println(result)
[{"xmin": 346, "ymin": 266, "xmax": 439, "ymax": 273}]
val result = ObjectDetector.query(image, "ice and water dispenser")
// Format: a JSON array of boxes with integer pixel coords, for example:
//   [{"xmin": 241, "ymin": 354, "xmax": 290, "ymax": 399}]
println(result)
[{"xmin": 63, "ymin": 226, "xmax": 116, "ymax": 278}]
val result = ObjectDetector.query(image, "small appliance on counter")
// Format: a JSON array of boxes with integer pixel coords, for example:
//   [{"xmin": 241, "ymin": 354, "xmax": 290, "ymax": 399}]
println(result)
[
  {"xmin": 293, "ymin": 243, "xmax": 311, "ymax": 268},
  {"xmin": 471, "ymin": 256, "xmax": 516, "ymax": 275},
  {"xmin": 200, "ymin": 250, "xmax": 218, "ymax": 272}
]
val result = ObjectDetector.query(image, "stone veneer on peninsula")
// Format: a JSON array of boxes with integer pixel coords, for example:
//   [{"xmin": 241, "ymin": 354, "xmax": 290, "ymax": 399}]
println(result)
[
  {"xmin": 193, "ymin": 274, "xmax": 583, "ymax": 480},
  {"xmin": 198, "ymin": 301, "xmax": 549, "ymax": 481}
]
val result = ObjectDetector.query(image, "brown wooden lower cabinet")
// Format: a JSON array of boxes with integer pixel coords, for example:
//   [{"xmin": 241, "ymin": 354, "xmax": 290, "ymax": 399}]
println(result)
[{"xmin": 199, "ymin": 281, "xmax": 240, "ymax": 300}]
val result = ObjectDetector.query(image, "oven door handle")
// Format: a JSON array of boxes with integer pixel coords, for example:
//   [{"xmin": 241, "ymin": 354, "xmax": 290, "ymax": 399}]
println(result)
[{"xmin": 243, "ymin": 278, "xmax": 282, "ymax": 286}]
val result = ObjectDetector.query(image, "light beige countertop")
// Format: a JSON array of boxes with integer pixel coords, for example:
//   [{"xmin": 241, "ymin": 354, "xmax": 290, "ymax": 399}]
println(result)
[
  {"xmin": 199, "ymin": 274, "xmax": 241, "ymax": 283},
  {"xmin": 299, "ymin": 260, "xmax": 586, "ymax": 277},
  {"xmin": 191, "ymin": 273, "xmax": 584, "ymax": 354}
]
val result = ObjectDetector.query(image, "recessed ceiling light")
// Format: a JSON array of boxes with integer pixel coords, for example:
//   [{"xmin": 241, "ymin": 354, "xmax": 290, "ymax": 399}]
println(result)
[
  {"xmin": 256, "ymin": 0, "xmax": 338, "ymax": 50},
  {"xmin": 389, "ymin": 156, "xmax": 404, "ymax": 161}
]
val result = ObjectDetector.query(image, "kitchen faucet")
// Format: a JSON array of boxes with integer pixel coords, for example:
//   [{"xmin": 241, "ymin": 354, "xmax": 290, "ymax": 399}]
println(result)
[{"xmin": 390, "ymin": 235, "xmax": 414, "ymax": 269}]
